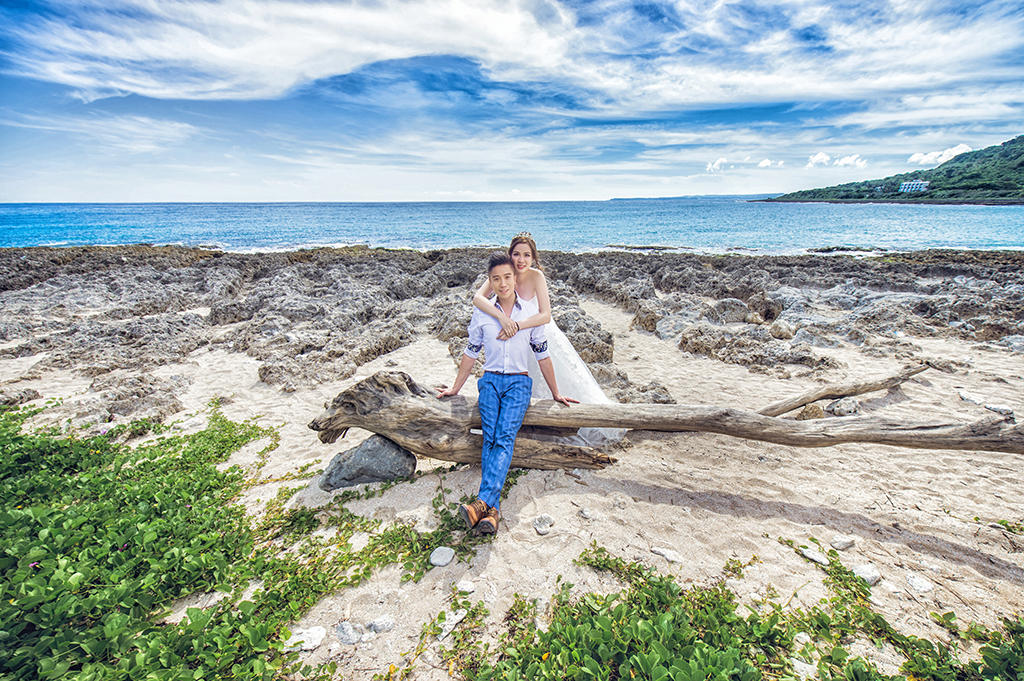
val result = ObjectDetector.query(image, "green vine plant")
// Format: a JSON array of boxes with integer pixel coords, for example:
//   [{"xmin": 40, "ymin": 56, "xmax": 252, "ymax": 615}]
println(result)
[
  {"xmin": 0, "ymin": 400, "xmax": 534, "ymax": 680},
  {"xmin": 389, "ymin": 542, "xmax": 1021, "ymax": 681}
]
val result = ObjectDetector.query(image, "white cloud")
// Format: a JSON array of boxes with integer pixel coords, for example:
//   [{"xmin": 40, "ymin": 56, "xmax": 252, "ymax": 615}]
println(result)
[
  {"xmin": 827, "ymin": 86, "xmax": 1024, "ymax": 129},
  {"xmin": 833, "ymin": 153, "xmax": 867, "ymax": 168},
  {"xmin": 758, "ymin": 159, "xmax": 784, "ymax": 168},
  {"xmin": 0, "ymin": 113, "xmax": 198, "ymax": 153},
  {"xmin": 3, "ymin": 0, "xmax": 578, "ymax": 100},
  {"xmin": 908, "ymin": 143, "xmax": 972, "ymax": 165},
  {"xmin": 806, "ymin": 152, "xmax": 831, "ymax": 168},
  {"xmin": 706, "ymin": 157, "xmax": 728, "ymax": 173},
  {"xmin": 3, "ymin": 0, "xmax": 1023, "ymax": 111}
]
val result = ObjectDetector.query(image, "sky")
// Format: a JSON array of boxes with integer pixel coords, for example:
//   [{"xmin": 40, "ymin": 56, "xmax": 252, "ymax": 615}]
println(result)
[{"xmin": 1, "ymin": 0, "xmax": 1022, "ymax": 202}]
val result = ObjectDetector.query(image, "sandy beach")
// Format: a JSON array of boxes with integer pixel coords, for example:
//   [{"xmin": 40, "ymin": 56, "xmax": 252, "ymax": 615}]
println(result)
[{"xmin": 2, "ymin": 245, "xmax": 1022, "ymax": 679}]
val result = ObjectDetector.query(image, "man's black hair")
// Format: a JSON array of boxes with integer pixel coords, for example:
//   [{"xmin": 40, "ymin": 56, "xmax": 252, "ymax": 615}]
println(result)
[{"xmin": 488, "ymin": 251, "xmax": 513, "ymax": 273}]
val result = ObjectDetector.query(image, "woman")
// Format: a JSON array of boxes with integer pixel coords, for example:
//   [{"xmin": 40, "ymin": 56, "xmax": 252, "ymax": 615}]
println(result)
[{"xmin": 473, "ymin": 233, "xmax": 623, "ymax": 447}]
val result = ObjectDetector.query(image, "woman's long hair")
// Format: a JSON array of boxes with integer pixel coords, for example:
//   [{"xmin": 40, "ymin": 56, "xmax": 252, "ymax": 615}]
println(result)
[{"xmin": 509, "ymin": 233, "xmax": 542, "ymax": 271}]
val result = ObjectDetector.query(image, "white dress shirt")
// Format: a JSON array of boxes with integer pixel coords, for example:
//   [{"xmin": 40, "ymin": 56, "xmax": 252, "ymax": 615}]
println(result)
[{"xmin": 464, "ymin": 296, "xmax": 550, "ymax": 373}]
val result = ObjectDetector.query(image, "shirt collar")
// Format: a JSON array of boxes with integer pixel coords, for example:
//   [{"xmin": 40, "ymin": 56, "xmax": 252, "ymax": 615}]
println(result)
[{"xmin": 494, "ymin": 294, "xmax": 521, "ymax": 315}]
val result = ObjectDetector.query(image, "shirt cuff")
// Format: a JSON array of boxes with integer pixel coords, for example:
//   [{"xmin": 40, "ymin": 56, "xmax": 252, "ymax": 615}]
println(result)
[
  {"xmin": 464, "ymin": 342, "xmax": 483, "ymax": 359},
  {"xmin": 530, "ymin": 339, "xmax": 549, "ymax": 361}
]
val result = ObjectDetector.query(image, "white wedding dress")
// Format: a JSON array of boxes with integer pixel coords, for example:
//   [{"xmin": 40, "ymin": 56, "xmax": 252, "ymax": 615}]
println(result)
[{"xmin": 521, "ymin": 295, "xmax": 625, "ymax": 448}]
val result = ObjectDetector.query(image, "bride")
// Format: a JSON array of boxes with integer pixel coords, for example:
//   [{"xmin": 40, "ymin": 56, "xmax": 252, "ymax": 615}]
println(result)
[{"xmin": 472, "ymin": 232, "xmax": 623, "ymax": 447}]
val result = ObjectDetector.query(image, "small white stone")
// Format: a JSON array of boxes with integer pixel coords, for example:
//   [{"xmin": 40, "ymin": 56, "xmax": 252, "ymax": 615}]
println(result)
[
  {"xmin": 456, "ymin": 579, "xmax": 476, "ymax": 593},
  {"xmin": 578, "ymin": 507, "xmax": 593, "ymax": 520},
  {"xmin": 438, "ymin": 608, "xmax": 468, "ymax": 640},
  {"xmin": 334, "ymin": 621, "xmax": 361, "ymax": 645},
  {"xmin": 794, "ymin": 632, "xmax": 812, "ymax": 646},
  {"xmin": 958, "ymin": 390, "xmax": 984, "ymax": 405},
  {"xmin": 286, "ymin": 625, "xmax": 327, "ymax": 652},
  {"xmin": 360, "ymin": 631, "xmax": 377, "ymax": 643},
  {"xmin": 830, "ymin": 535, "xmax": 856, "ymax": 551},
  {"xmin": 429, "ymin": 546, "xmax": 455, "ymax": 567},
  {"xmin": 825, "ymin": 397, "xmax": 860, "ymax": 416},
  {"xmin": 798, "ymin": 547, "xmax": 830, "ymax": 566},
  {"xmin": 852, "ymin": 563, "xmax": 882, "ymax": 586},
  {"xmin": 533, "ymin": 514, "xmax": 555, "ymax": 535},
  {"xmin": 651, "ymin": 546, "xmax": 683, "ymax": 563},
  {"xmin": 367, "ymin": 615, "xmax": 395, "ymax": 633},
  {"xmin": 907, "ymin": 574, "xmax": 934, "ymax": 593},
  {"xmin": 984, "ymin": 403, "xmax": 1014, "ymax": 417},
  {"xmin": 791, "ymin": 658, "xmax": 818, "ymax": 680}
]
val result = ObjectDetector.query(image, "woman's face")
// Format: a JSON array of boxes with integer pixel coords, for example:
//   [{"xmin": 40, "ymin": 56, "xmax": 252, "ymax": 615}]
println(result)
[{"xmin": 510, "ymin": 242, "xmax": 533, "ymax": 272}]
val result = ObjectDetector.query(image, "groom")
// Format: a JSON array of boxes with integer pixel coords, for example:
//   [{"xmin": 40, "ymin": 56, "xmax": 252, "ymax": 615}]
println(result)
[{"xmin": 436, "ymin": 252, "xmax": 576, "ymax": 535}]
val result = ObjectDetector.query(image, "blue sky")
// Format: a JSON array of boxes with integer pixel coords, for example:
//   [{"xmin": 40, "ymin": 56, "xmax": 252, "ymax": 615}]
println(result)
[{"xmin": 1, "ymin": 0, "xmax": 1022, "ymax": 201}]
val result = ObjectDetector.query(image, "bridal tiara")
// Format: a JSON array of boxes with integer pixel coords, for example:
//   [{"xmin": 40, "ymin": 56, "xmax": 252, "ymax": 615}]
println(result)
[{"xmin": 513, "ymin": 231, "xmax": 533, "ymax": 240}]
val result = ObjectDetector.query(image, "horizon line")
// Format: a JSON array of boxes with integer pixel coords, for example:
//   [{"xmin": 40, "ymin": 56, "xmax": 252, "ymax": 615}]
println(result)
[{"xmin": 0, "ymin": 193, "xmax": 783, "ymax": 205}]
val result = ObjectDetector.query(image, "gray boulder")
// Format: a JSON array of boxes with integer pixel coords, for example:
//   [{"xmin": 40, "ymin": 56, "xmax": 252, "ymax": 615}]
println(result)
[
  {"xmin": 769, "ymin": 319, "xmax": 796, "ymax": 340},
  {"xmin": 1000, "ymin": 335, "xmax": 1024, "ymax": 353},
  {"xmin": 0, "ymin": 388, "xmax": 41, "ymax": 407},
  {"xmin": 707, "ymin": 297, "xmax": 750, "ymax": 324},
  {"xmin": 826, "ymin": 397, "xmax": 861, "ymax": 416},
  {"xmin": 319, "ymin": 435, "xmax": 417, "ymax": 491}
]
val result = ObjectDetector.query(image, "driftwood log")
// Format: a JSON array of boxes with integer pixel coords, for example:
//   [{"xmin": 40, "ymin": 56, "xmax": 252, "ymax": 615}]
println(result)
[
  {"xmin": 309, "ymin": 371, "xmax": 1024, "ymax": 470},
  {"xmin": 758, "ymin": 364, "xmax": 930, "ymax": 417}
]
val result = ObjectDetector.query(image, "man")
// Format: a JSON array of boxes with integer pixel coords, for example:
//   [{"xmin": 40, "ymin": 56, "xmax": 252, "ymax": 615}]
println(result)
[{"xmin": 436, "ymin": 252, "xmax": 576, "ymax": 535}]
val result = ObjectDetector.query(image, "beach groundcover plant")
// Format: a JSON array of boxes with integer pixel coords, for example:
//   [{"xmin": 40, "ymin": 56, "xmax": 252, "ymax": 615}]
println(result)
[
  {"xmin": 430, "ymin": 543, "xmax": 1022, "ymax": 681},
  {"xmin": 3, "ymin": 401, "xmax": 1021, "ymax": 681},
  {"xmin": 0, "ymin": 401, "xmax": 525, "ymax": 680},
  {"xmin": 0, "ymin": 403, "xmax": 301, "ymax": 680}
]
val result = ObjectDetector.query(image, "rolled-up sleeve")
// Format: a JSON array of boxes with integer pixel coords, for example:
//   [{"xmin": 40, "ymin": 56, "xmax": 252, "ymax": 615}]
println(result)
[
  {"xmin": 464, "ymin": 310, "xmax": 485, "ymax": 359},
  {"xmin": 529, "ymin": 324, "xmax": 549, "ymax": 361}
]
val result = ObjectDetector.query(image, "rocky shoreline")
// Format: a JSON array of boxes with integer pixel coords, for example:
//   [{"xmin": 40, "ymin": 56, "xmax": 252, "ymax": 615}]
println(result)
[{"xmin": 2, "ymin": 245, "xmax": 1023, "ymax": 425}]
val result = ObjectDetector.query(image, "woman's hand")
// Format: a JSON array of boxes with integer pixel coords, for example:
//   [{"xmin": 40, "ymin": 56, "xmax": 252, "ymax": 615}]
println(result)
[
  {"xmin": 551, "ymin": 393, "xmax": 579, "ymax": 407},
  {"xmin": 496, "ymin": 315, "xmax": 518, "ymax": 340}
]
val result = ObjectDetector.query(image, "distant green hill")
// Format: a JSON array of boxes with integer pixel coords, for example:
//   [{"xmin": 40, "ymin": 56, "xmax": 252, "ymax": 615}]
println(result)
[{"xmin": 768, "ymin": 135, "xmax": 1024, "ymax": 204}]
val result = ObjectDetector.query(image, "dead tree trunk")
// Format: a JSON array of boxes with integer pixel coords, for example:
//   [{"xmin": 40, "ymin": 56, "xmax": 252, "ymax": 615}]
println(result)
[
  {"xmin": 309, "ymin": 371, "xmax": 1023, "ymax": 469},
  {"xmin": 308, "ymin": 371, "xmax": 615, "ymax": 470},
  {"xmin": 758, "ymin": 364, "xmax": 930, "ymax": 417}
]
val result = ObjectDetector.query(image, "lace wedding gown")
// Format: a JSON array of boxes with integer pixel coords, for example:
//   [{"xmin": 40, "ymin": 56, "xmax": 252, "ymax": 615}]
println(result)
[{"xmin": 521, "ymin": 296, "xmax": 625, "ymax": 448}]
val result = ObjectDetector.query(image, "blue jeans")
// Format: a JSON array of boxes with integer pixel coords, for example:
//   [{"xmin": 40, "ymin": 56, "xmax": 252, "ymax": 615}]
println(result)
[{"xmin": 476, "ymin": 372, "xmax": 532, "ymax": 509}]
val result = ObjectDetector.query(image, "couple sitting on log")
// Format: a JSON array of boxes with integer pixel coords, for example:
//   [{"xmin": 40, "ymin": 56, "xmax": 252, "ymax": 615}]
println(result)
[{"xmin": 435, "ymin": 250, "xmax": 582, "ymax": 535}]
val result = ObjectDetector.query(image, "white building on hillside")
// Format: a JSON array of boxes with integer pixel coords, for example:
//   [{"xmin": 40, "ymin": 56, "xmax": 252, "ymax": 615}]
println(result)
[{"xmin": 898, "ymin": 180, "xmax": 930, "ymax": 193}]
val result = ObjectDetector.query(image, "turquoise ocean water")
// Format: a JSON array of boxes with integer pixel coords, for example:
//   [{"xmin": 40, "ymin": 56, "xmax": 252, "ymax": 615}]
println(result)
[{"xmin": 1, "ymin": 197, "xmax": 1023, "ymax": 253}]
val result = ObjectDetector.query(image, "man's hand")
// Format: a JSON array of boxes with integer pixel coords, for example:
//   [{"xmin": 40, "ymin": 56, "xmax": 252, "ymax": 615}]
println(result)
[
  {"xmin": 435, "ymin": 385, "xmax": 459, "ymax": 399},
  {"xmin": 552, "ymin": 394, "xmax": 579, "ymax": 407}
]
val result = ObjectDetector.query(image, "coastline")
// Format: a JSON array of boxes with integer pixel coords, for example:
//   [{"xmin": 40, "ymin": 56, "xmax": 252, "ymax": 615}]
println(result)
[
  {"xmin": 3, "ymin": 244, "xmax": 1022, "ymax": 678},
  {"xmin": 757, "ymin": 197, "xmax": 1024, "ymax": 205}
]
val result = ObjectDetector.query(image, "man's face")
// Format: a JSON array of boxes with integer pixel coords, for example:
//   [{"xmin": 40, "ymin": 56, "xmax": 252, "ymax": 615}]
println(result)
[{"xmin": 489, "ymin": 263, "xmax": 516, "ymax": 299}]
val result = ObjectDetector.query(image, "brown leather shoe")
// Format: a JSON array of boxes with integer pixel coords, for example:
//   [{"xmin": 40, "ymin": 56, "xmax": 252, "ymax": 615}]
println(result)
[
  {"xmin": 459, "ymin": 499, "xmax": 488, "ymax": 530},
  {"xmin": 474, "ymin": 506, "xmax": 500, "ymax": 535}
]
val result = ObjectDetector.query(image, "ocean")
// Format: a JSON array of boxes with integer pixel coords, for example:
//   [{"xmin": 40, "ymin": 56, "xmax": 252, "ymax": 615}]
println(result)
[{"xmin": 2, "ymin": 197, "xmax": 1023, "ymax": 253}]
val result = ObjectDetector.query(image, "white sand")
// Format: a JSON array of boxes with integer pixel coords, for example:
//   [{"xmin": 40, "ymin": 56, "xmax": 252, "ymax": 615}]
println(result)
[{"xmin": 3, "ymin": 296, "xmax": 1022, "ymax": 679}]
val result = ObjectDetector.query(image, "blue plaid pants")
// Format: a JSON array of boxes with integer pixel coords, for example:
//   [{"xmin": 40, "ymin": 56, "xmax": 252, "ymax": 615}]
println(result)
[{"xmin": 476, "ymin": 372, "xmax": 532, "ymax": 509}]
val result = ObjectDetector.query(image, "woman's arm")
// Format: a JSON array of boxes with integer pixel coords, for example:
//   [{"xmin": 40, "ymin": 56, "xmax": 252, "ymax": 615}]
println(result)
[
  {"xmin": 536, "ymin": 357, "xmax": 578, "ymax": 406},
  {"xmin": 472, "ymin": 278, "xmax": 517, "ymax": 338},
  {"xmin": 510, "ymin": 269, "xmax": 552, "ymax": 330}
]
